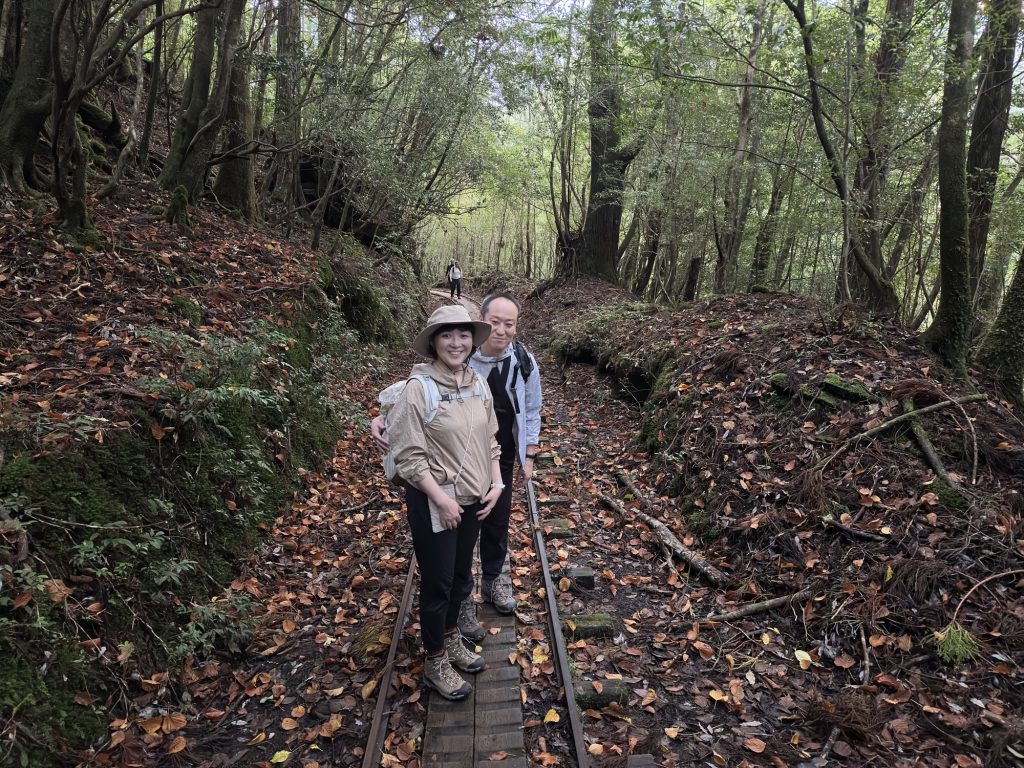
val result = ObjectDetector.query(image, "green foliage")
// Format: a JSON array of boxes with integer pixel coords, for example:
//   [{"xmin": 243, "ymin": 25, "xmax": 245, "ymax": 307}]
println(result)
[
  {"xmin": 0, "ymin": 297, "xmax": 365, "ymax": 756},
  {"xmin": 930, "ymin": 621, "xmax": 980, "ymax": 665},
  {"xmin": 170, "ymin": 593, "xmax": 260, "ymax": 664}
]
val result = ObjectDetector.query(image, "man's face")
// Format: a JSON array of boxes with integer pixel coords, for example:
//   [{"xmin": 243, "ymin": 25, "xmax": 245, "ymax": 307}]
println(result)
[{"xmin": 480, "ymin": 298, "xmax": 518, "ymax": 355}]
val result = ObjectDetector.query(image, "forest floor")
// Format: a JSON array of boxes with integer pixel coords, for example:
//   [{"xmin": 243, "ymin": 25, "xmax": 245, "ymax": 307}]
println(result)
[
  {"xmin": 155, "ymin": 282, "xmax": 1024, "ymax": 768},
  {"xmin": 2, "ymin": 188, "xmax": 1023, "ymax": 768}
]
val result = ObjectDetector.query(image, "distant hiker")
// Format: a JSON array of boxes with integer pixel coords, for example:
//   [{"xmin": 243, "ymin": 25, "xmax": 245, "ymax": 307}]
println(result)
[
  {"xmin": 446, "ymin": 260, "xmax": 463, "ymax": 299},
  {"xmin": 373, "ymin": 293, "xmax": 542, "ymax": 640},
  {"xmin": 383, "ymin": 305, "xmax": 504, "ymax": 700},
  {"xmin": 445, "ymin": 260, "xmax": 455, "ymax": 290}
]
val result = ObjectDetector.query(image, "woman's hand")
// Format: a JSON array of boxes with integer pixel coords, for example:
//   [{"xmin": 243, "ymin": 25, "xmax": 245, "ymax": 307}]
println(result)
[
  {"xmin": 478, "ymin": 486, "xmax": 502, "ymax": 519},
  {"xmin": 437, "ymin": 496, "xmax": 463, "ymax": 530},
  {"xmin": 370, "ymin": 415, "xmax": 389, "ymax": 452}
]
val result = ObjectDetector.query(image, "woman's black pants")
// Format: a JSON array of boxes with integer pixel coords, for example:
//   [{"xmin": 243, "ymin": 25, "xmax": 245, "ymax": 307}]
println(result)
[{"xmin": 405, "ymin": 486, "xmax": 484, "ymax": 653}]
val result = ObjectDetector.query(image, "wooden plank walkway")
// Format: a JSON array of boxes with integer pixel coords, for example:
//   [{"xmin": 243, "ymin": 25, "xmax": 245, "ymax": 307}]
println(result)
[{"xmin": 422, "ymin": 603, "xmax": 525, "ymax": 767}]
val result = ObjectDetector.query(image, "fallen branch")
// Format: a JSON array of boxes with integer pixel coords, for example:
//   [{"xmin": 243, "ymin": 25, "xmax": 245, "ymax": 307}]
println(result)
[
  {"xmin": 705, "ymin": 587, "xmax": 815, "ymax": 622},
  {"xmin": 822, "ymin": 516, "xmax": 887, "ymax": 542},
  {"xmin": 901, "ymin": 397, "xmax": 957, "ymax": 489},
  {"xmin": 815, "ymin": 394, "xmax": 987, "ymax": 470},
  {"xmin": 598, "ymin": 491, "xmax": 727, "ymax": 585}
]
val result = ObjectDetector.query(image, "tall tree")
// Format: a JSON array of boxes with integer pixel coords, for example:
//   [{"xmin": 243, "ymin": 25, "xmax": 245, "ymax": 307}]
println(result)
[
  {"xmin": 844, "ymin": 0, "xmax": 915, "ymax": 303},
  {"xmin": 783, "ymin": 0, "xmax": 901, "ymax": 314},
  {"xmin": 579, "ymin": 0, "xmax": 639, "ymax": 281},
  {"xmin": 966, "ymin": 0, "xmax": 1021, "ymax": 312},
  {"xmin": 713, "ymin": 0, "xmax": 767, "ymax": 293},
  {"xmin": 921, "ymin": 0, "xmax": 976, "ymax": 376},
  {"xmin": 212, "ymin": 47, "xmax": 259, "ymax": 220}
]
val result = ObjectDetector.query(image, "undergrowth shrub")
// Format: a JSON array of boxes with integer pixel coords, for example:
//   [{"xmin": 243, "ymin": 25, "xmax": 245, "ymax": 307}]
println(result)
[{"xmin": 0, "ymin": 297, "xmax": 369, "ymax": 763}]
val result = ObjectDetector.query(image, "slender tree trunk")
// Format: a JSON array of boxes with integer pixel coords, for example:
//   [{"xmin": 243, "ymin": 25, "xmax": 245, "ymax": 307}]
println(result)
[
  {"xmin": 783, "ymin": 0, "xmax": 901, "ymax": 314},
  {"xmin": 749, "ymin": 172, "xmax": 786, "ymax": 290},
  {"xmin": 966, "ymin": 0, "xmax": 1020, "ymax": 311},
  {"xmin": 844, "ymin": 0, "xmax": 915, "ymax": 301},
  {"xmin": 138, "ymin": 0, "xmax": 163, "ymax": 167},
  {"xmin": 634, "ymin": 209, "xmax": 662, "ymax": 297},
  {"xmin": 715, "ymin": 0, "xmax": 767, "ymax": 293},
  {"xmin": 922, "ymin": 0, "xmax": 976, "ymax": 376}
]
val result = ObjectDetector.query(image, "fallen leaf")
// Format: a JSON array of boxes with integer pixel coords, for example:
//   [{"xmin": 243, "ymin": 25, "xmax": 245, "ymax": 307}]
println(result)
[
  {"xmin": 744, "ymin": 737, "xmax": 767, "ymax": 753},
  {"xmin": 543, "ymin": 708, "xmax": 560, "ymax": 723},
  {"xmin": 271, "ymin": 751, "xmax": 291, "ymax": 764},
  {"xmin": 167, "ymin": 736, "xmax": 187, "ymax": 754},
  {"xmin": 795, "ymin": 650, "xmax": 812, "ymax": 669}
]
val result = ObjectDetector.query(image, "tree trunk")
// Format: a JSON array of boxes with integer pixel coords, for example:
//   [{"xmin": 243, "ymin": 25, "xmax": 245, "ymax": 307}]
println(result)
[
  {"xmin": 782, "ymin": 0, "xmax": 901, "ymax": 314},
  {"xmin": 977, "ymin": 256, "xmax": 1024, "ymax": 404},
  {"xmin": 844, "ymin": 0, "xmax": 915, "ymax": 302},
  {"xmin": 163, "ymin": 0, "xmax": 244, "ymax": 200},
  {"xmin": 749, "ymin": 172, "xmax": 785, "ymax": 290},
  {"xmin": 715, "ymin": 0, "xmax": 767, "ymax": 293},
  {"xmin": 922, "ymin": 0, "xmax": 976, "ymax": 376},
  {"xmin": 158, "ymin": 0, "xmax": 218, "ymax": 193},
  {"xmin": 267, "ymin": 0, "xmax": 302, "ymax": 208},
  {"xmin": 579, "ymin": 0, "xmax": 637, "ymax": 282},
  {"xmin": 212, "ymin": 46, "xmax": 258, "ymax": 220},
  {"xmin": 966, "ymin": 0, "xmax": 1020, "ymax": 311},
  {"xmin": 0, "ymin": 0, "xmax": 55, "ymax": 192},
  {"xmin": 634, "ymin": 208, "xmax": 662, "ymax": 297},
  {"xmin": 138, "ymin": 0, "xmax": 163, "ymax": 167}
]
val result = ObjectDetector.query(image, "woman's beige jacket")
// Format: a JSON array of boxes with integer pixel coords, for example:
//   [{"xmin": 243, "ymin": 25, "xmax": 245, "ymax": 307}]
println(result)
[{"xmin": 387, "ymin": 361, "xmax": 499, "ymax": 505}]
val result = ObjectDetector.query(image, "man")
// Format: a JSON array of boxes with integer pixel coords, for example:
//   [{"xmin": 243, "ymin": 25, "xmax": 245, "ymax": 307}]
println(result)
[
  {"xmin": 373, "ymin": 293, "xmax": 542, "ymax": 640},
  {"xmin": 447, "ymin": 261, "xmax": 463, "ymax": 300}
]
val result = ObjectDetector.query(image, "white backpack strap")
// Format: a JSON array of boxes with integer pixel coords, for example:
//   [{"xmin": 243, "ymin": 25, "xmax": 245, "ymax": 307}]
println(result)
[{"xmin": 411, "ymin": 374, "xmax": 441, "ymax": 424}]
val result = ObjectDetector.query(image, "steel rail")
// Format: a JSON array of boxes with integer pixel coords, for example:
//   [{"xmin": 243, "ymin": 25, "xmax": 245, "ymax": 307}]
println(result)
[
  {"xmin": 526, "ymin": 479, "xmax": 591, "ymax": 768},
  {"xmin": 360, "ymin": 551, "xmax": 418, "ymax": 768}
]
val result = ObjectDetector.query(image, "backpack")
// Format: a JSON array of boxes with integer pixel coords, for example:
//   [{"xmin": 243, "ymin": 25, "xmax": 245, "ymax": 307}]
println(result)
[{"xmin": 378, "ymin": 373, "xmax": 491, "ymax": 483}]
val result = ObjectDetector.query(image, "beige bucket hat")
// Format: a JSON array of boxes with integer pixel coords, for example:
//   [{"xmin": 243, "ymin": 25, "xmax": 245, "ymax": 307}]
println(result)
[{"xmin": 412, "ymin": 304, "xmax": 491, "ymax": 357}]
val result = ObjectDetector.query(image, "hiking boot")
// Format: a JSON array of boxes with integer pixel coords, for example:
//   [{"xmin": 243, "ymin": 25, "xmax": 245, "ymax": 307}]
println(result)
[
  {"xmin": 482, "ymin": 576, "xmax": 517, "ymax": 615},
  {"xmin": 444, "ymin": 631, "xmax": 485, "ymax": 673},
  {"xmin": 457, "ymin": 596, "xmax": 486, "ymax": 642},
  {"xmin": 423, "ymin": 651, "xmax": 472, "ymax": 700}
]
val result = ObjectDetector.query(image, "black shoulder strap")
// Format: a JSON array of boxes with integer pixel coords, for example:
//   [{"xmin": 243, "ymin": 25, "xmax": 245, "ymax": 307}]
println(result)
[{"xmin": 512, "ymin": 341, "xmax": 533, "ymax": 382}]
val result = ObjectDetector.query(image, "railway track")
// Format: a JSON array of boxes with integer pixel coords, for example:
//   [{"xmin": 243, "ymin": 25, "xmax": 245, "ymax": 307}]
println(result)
[{"xmin": 359, "ymin": 472, "xmax": 592, "ymax": 768}]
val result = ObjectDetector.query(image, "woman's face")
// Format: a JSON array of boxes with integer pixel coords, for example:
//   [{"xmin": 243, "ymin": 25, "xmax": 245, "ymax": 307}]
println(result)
[{"xmin": 433, "ymin": 327, "xmax": 474, "ymax": 368}]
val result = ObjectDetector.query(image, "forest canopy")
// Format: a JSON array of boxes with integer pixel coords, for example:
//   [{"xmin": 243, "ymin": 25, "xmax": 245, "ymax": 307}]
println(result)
[{"xmin": 0, "ymin": 0, "xmax": 1022, "ymax": 397}]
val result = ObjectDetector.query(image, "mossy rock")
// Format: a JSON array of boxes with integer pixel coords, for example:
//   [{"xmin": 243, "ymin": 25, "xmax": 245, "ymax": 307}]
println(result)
[{"xmin": 821, "ymin": 373, "xmax": 878, "ymax": 402}]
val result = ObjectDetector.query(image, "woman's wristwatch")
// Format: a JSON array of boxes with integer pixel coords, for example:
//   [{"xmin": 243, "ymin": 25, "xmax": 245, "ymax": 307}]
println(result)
[
  {"xmin": 490, "ymin": 482, "xmax": 506, "ymax": 490},
  {"xmin": 526, "ymin": 452, "xmax": 538, "ymax": 460}
]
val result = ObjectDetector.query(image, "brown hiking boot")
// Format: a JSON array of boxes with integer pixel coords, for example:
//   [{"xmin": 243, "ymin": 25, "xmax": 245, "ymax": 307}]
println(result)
[
  {"xmin": 482, "ymin": 575, "xmax": 517, "ymax": 615},
  {"xmin": 457, "ymin": 596, "xmax": 486, "ymax": 642},
  {"xmin": 445, "ymin": 631, "xmax": 485, "ymax": 673},
  {"xmin": 423, "ymin": 651, "xmax": 472, "ymax": 700}
]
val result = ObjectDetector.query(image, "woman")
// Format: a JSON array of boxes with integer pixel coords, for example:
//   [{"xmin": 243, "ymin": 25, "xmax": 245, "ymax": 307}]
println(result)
[{"xmin": 387, "ymin": 305, "xmax": 505, "ymax": 700}]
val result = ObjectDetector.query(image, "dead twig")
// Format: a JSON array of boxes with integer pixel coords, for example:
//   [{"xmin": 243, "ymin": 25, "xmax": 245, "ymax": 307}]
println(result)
[
  {"xmin": 599, "ymin": 489, "xmax": 727, "ymax": 585},
  {"xmin": 814, "ymin": 394, "xmax": 987, "ymax": 471},
  {"xmin": 705, "ymin": 587, "xmax": 815, "ymax": 622}
]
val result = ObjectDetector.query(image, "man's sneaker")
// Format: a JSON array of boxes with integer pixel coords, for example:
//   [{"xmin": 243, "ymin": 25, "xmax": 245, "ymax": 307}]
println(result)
[
  {"xmin": 457, "ymin": 596, "xmax": 486, "ymax": 642},
  {"xmin": 423, "ymin": 651, "xmax": 472, "ymax": 700},
  {"xmin": 482, "ymin": 576, "xmax": 517, "ymax": 615},
  {"xmin": 444, "ymin": 631, "xmax": 485, "ymax": 673}
]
